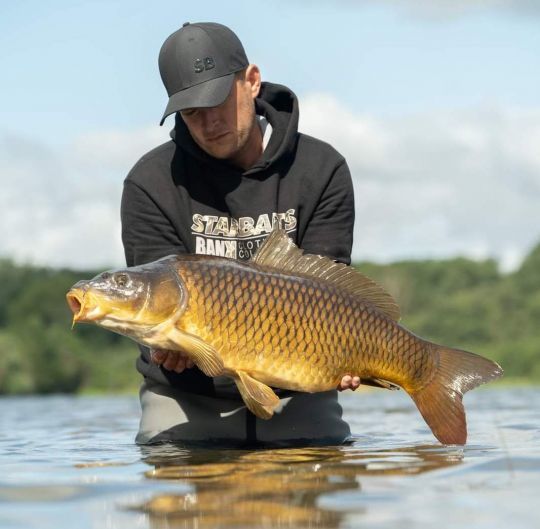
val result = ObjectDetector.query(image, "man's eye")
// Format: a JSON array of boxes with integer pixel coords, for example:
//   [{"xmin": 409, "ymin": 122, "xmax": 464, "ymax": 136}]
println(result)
[{"xmin": 182, "ymin": 109, "xmax": 197, "ymax": 117}]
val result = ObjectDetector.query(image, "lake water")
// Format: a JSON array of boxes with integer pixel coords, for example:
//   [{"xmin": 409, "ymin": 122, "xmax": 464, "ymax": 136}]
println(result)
[{"xmin": 0, "ymin": 387, "xmax": 539, "ymax": 529}]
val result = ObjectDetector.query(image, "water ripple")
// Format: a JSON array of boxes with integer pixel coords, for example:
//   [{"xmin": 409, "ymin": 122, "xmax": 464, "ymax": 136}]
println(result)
[{"xmin": 0, "ymin": 388, "xmax": 539, "ymax": 529}]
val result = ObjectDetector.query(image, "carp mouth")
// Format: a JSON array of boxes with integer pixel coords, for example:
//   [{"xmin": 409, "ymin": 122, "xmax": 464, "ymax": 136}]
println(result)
[{"xmin": 66, "ymin": 289, "xmax": 86, "ymax": 324}]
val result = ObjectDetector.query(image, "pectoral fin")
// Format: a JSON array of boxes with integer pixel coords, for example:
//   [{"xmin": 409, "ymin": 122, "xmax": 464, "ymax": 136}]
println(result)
[
  {"xmin": 168, "ymin": 329, "xmax": 224, "ymax": 377},
  {"xmin": 234, "ymin": 370, "xmax": 280, "ymax": 420}
]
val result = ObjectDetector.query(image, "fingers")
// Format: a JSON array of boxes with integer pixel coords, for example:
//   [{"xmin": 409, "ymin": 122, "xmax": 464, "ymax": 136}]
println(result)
[
  {"xmin": 338, "ymin": 375, "xmax": 352, "ymax": 391},
  {"xmin": 150, "ymin": 349, "xmax": 194, "ymax": 373},
  {"xmin": 163, "ymin": 352, "xmax": 180, "ymax": 371},
  {"xmin": 150, "ymin": 349, "xmax": 167, "ymax": 365},
  {"xmin": 337, "ymin": 374, "xmax": 361, "ymax": 391},
  {"xmin": 174, "ymin": 354, "xmax": 187, "ymax": 373}
]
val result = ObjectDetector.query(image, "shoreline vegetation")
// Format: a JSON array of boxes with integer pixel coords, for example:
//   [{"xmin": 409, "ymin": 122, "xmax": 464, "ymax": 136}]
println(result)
[{"xmin": 1, "ymin": 242, "xmax": 539, "ymax": 395}]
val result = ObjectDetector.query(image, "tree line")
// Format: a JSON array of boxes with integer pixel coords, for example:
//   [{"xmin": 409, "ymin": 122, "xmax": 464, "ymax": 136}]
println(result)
[{"xmin": 0, "ymin": 242, "xmax": 538, "ymax": 394}]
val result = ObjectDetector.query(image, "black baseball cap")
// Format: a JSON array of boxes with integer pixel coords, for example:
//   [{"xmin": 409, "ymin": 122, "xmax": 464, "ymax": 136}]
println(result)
[{"xmin": 158, "ymin": 22, "xmax": 249, "ymax": 125}]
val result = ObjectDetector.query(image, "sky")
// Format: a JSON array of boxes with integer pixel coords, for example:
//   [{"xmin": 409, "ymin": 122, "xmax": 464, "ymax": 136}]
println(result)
[{"xmin": 1, "ymin": 0, "xmax": 539, "ymax": 271}]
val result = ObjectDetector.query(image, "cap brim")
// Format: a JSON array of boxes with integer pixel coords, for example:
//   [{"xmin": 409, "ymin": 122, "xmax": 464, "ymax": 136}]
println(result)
[{"xmin": 159, "ymin": 73, "xmax": 235, "ymax": 126}]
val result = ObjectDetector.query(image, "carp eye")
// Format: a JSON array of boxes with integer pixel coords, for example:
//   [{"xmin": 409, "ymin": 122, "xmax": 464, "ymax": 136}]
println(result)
[{"xmin": 114, "ymin": 273, "xmax": 130, "ymax": 288}]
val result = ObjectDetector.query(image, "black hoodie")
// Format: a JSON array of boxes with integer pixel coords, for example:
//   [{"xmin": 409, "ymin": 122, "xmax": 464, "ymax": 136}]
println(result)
[{"xmin": 121, "ymin": 82, "xmax": 355, "ymax": 394}]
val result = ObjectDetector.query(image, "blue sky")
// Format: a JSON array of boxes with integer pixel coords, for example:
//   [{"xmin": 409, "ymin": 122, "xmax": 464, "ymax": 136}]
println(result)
[
  {"xmin": 1, "ymin": 1, "xmax": 539, "ymax": 269},
  {"xmin": 2, "ymin": 1, "xmax": 538, "ymax": 139}
]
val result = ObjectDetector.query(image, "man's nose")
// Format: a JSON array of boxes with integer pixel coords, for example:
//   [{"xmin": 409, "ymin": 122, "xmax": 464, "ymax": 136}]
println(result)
[{"xmin": 199, "ymin": 106, "xmax": 221, "ymax": 128}]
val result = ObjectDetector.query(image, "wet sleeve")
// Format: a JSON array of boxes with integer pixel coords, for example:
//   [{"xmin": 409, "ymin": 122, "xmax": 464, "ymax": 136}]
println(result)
[
  {"xmin": 300, "ymin": 159, "xmax": 355, "ymax": 265},
  {"xmin": 121, "ymin": 180, "xmax": 187, "ymax": 266}
]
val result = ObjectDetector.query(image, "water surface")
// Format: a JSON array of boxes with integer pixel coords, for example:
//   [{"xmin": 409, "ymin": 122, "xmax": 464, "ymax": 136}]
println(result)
[{"xmin": 0, "ymin": 387, "xmax": 538, "ymax": 528}]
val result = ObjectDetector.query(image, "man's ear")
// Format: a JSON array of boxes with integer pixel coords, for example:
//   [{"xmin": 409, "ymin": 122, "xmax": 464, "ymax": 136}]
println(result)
[{"xmin": 245, "ymin": 64, "xmax": 261, "ymax": 99}]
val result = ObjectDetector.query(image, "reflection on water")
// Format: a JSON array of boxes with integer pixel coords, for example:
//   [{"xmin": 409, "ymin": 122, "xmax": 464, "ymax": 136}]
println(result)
[
  {"xmin": 1, "ymin": 389, "xmax": 539, "ymax": 529},
  {"xmin": 133, "ymin": 444, "xmax": 463, "ymax": 528}
]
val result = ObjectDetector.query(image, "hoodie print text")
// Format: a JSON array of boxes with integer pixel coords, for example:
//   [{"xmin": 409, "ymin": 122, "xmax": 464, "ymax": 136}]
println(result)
[{"xmin": 191, "ymin": 209, "xmax": 297, "ymax": 260}]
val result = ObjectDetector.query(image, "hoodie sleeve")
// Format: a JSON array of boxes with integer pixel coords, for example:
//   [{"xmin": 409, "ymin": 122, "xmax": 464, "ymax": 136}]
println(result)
[
  {"xmin": 121, "ymin": 180, "xmax": 187, "ymax": 266},
  {"xmin": 300, "ymin": 159, "xmax": 355, "ymax": 265}
]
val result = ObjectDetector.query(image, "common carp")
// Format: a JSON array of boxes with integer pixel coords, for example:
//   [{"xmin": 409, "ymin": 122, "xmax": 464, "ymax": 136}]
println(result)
[{"xmin": 66, "ymin": 229, "xmax": 503, "ymax": 445}]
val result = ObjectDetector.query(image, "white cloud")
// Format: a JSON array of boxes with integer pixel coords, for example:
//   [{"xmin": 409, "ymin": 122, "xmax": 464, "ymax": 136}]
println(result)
[
  {"xmin": 0, "ymin": 127, "xmax": 170, "ymax": 270},
  {"xmin": 1, "ymin": 99, "xmax": 539, "ymax": 272},
  {"xmin": 299, "ymin": 94, "xmax": 540, "ymax": 270},
  {"xmin": 71, "ymin": 127, "xmax": 169, "ymax": 174}
]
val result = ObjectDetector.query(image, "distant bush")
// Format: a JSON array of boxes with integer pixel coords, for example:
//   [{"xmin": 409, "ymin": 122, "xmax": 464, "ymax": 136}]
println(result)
[{"xmin": 0, "ymin": 260, "xmax": 139, "ymax": 394}]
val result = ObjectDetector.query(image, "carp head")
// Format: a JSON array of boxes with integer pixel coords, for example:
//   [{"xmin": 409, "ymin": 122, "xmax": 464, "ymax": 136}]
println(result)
[{"xmin": 66, "ymin": 256, "xmax": 187, "ymax": 344}]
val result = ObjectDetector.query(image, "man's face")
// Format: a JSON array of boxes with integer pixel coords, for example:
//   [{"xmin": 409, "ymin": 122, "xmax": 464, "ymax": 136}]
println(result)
[{"xmin": 180, "ymin": 66, "xmax": 260, "ymax": 162}]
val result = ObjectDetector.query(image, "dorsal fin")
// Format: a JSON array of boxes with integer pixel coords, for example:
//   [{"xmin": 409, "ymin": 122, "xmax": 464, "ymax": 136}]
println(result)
[{"xmin": 252, "ymin": 229, "xmax": 400, "ymax": 321}]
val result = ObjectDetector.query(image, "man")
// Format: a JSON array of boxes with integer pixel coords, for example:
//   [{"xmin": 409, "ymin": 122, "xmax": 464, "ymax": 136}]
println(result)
[{"xmin": 121, "ymin": 22, "xmax": 359, "ymax": 445}]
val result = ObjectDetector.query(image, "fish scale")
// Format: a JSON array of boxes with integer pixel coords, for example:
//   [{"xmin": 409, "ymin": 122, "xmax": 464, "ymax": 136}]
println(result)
[{"xmin": 174, "ymin": 258, "xmax": 429, "ymax": 393}]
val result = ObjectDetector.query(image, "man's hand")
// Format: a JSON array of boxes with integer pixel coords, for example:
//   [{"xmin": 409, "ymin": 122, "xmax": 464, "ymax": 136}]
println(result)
[
  {"xmin": 150, "ymin": 348, "xmax": 194, "ymax": 373},
  {"xmin": 337, "ymin": 375, "xmax": 361, "ymax": 391}
]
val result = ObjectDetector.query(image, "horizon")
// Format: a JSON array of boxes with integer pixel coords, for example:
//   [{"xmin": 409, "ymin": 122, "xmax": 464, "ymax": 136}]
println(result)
[{"xmin": 2, "ymin": 236, "xmax": 537, "ymax": 275}]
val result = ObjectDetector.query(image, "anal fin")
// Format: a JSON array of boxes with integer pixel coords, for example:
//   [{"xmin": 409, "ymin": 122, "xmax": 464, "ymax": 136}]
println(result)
[
  {"xmin": 234, "ymin": 370, "xmax": 280, "ymax": 420},
  {"xmin": 361, "ymin": 377, "xmax": 400, "ymax": 391}
]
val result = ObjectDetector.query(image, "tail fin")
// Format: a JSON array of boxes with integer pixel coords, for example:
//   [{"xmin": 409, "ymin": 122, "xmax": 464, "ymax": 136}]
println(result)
[{"xmin": 410, "ymin": 345, "xmax": 503, "ymax": 445}]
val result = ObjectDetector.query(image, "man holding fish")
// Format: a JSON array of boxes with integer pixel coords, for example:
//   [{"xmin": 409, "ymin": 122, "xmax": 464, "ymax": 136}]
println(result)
[
  {"xmin": 120, "ymin": 22, "xmax": 359, "ymax": 444},
  {"xmin": 68, "ymin": 22, "xmax": 501, "ymax": 446}
]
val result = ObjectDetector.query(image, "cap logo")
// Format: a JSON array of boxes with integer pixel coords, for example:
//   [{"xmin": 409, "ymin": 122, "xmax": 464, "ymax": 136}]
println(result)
[{"xmin": 194, "ymin": 57, "xmax": 216, "ymax": 73}]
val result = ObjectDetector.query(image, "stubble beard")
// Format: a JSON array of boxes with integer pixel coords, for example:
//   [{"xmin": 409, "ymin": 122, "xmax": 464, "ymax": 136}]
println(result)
[{"xmin": 209, "ymin": 102, "xmax": 257, "ymax": 162}]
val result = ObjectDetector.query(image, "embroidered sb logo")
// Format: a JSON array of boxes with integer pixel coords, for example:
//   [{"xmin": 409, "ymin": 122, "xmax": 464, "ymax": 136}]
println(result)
[{"xmin": 194, "ymin": 57, "xmax": 215, "ymax": 73}]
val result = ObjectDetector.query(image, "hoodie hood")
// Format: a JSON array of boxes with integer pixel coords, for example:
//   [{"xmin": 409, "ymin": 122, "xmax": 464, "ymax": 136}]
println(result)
[{"xmin": 169, "ymin": 82, "xmax": 299, "ymax": 175}]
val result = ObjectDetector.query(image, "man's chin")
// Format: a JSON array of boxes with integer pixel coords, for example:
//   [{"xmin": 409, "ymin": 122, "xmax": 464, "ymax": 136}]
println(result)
[
  {"xmin": 199, "ymin": 141, "xmax": 234, "ymax": 158},
  {"xmin": 195, "ymin": 137, "xmax": 238, "ymax": 160}
]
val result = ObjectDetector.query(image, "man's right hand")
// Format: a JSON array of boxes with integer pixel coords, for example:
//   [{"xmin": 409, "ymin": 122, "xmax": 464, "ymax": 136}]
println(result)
[{"xmin": 150, "ymin": 348, "xmax": 194, "ymax": 373}]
